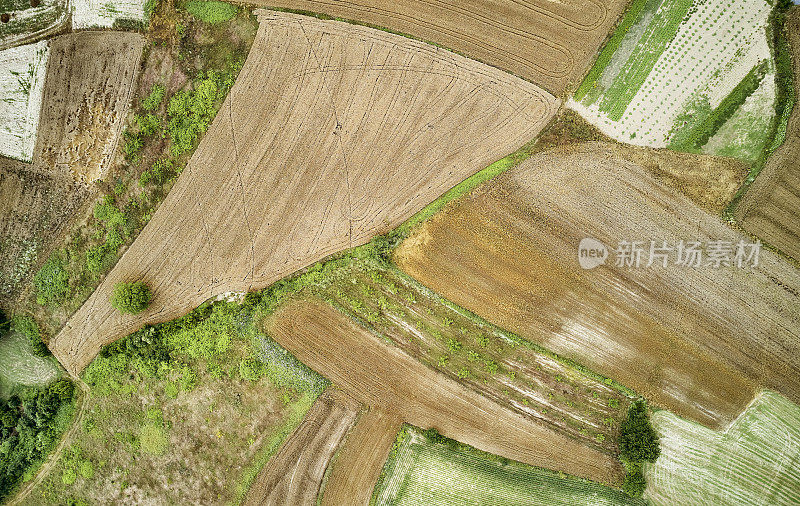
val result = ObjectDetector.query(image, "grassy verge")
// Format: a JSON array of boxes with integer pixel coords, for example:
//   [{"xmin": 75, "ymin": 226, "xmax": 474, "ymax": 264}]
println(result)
[
  {"xmin": 23, "ymin": 297, "xmax": 326, "ymax": 505},
  {"xmin": 724, "ymin": 3, "xmax": 796, "ymax": 221}
]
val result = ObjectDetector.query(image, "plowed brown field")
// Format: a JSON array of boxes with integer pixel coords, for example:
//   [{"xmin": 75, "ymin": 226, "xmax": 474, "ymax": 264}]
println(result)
[
  {"xmin": 320, "ymin": 408, "xmax": 402, "ymax": 506},
  {"xmin": 243, "ymin": 389, "xmax": 361, "ymax": 505},
  {"xmin": 50, "ymin": 10, "xmax": 557, "ymax": 374},
  {"xmin": 266, "ymin": 298, "xmax": 624, "ymax": 485},
  {"xmin": 396, "ymin": 142, "xmax": 800, "ymax": 429},
  {"xmin": 35, "ymin": 31, "xmax": 145, "ymax": 182},
  {"xmin": 255, "ymin": 0, "xmax": 628, "ymax": 94},
  {"xmin": 736, "ymin": 9, "xmax": 800, "ymax": 262}
]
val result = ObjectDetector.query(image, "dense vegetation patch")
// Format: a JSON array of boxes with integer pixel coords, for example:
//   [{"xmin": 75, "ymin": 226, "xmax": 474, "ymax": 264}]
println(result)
[
  {"xmin": 0, "ymin": 380, "xmax": 75, "ymax": 501},
  {"xmin": 185, "ymin": 0, "xmax": 237, "ymax": 24},
  {"xmin": 110, "ymin": 281, "xmax": 152, "ymax": 314},
  {"xmin": 619, "ymin": 400, "xmax": 660, "ymax": 497}
]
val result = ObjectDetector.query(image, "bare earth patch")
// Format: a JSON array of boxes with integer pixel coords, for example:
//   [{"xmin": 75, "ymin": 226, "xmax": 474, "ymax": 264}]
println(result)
[
  {"xmin": 50, "ymin": 10, "xmax": 558, "ymax": 375},
  {"xmin": 253, "ymin": 0, "xmax": 629, "ymax": 95},
  {"xmin": 319, "ymin": 407, "xmax": 403, "ymax": 505},
  {"xmin": 34, "ymin": 31, "xmax": 145, "ymax": 183},
  {"xmin": 395, "ymin": 142, "xmax": 800, "ymax": 429}
]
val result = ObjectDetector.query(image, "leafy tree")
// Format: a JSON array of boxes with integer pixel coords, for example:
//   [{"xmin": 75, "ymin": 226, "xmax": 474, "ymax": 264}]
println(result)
[
  {"xmin": 619, "ymin": 400, "xmax": 660, "ymax": 462},
  {"xmin": 111, "ymin": 281, "xmax": 152, "ymax": 314}
]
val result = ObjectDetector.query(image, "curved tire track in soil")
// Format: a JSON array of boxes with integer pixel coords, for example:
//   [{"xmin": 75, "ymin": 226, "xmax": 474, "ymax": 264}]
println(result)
[
  {"xmin": 266, "ymin": 298, "xmax": 625, "ymax": 486},
  {"xmin": 252, "ymin": 0, "xmax": 629, "ymax": 94},
  {"xmin": 50, "ymin": 10, "xmax": 558, "ymax": 375}
]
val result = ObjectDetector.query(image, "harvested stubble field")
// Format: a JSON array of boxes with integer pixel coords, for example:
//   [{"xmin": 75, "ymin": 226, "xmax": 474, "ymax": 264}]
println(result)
[
  {"xmin": 50, "ymin": 10, "xmax": 558, "ymax": 375},
  {"xmin": 736, "ymin": 8, "xmax": 800, "ymax": 262},
  {"xmin": 319, "ymin": 407, "xmax": 402, "ymax": 505},
  {"xmin": 254, "ymin": 0, "xmax": 628, "ymax": 95},
  {"xmin": 395, "ymin": 142, "xmax": 800, "ymax": 430},
  {"xmin": 265, "ymin": 298, "xmax": 624, "ymax": 485},
  {"xmin": 243, "ymin": 389, "xmax": 360, "ymax": 505},
  {"xmin": 373, "ymin": 425, "xmax": 644, "ymax": 505},
  {"xmin": 645, "ymin": 391, "xmax": 800, "ymax": 505},
  {"xmin": 36, "ymin": 31, "xmax": 146, "ymax": 183}
]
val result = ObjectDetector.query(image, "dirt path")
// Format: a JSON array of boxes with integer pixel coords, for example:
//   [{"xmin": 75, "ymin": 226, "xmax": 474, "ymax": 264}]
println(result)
[
  {"xmin": 266, "ymin": 298, "xmax": 624, "ymax": 486},
  {"xmin": 50, "ymin": 10, "xmax": 558, "ymax": 375},
  {"xmin": 320, "ymin": 407, "xmax": 403, "ymax": 506},
  {"xmin": 395, "ymin": 141, "xmax": 800, "ymax": 429},
  {"xmin": 736, "ymin": 8, "xmax": 800, "ymax": 262},
  {"xmin": 250, "ymin": 0, "xmax": 628, "ymax": 95},
  {"xmin": 7, "ymin": 377, "xmax": 90, "ymax": 506},
  {"xmin": 243, "ymin": 389, "xmax": 361, "ymax": 505}
]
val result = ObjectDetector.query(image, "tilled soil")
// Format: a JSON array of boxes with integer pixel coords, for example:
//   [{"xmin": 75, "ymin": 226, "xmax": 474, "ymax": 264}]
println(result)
[
  {"xmin": 243, "ymin": 389, "xmax": 361, "ymax": 505},
  {"xmin": 266, "ymin": 298, "xmax": 625, "ymax": 486},
  {"xmin": 396, "ymin": 142, "xmax": 800, "ymax": 429}
]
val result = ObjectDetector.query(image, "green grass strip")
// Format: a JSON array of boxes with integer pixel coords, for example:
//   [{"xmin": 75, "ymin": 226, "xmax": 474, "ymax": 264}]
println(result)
[
  {"xmin": 676, "ymin": 61, "xmax": 768, "ymax": 152},
  {"xmin": 574, "ymin": 0, "xmax": 650, "ymax": 102},
  {"xmin": 600, "ymin": 0, "xmax": 692, "ymax": 121}
]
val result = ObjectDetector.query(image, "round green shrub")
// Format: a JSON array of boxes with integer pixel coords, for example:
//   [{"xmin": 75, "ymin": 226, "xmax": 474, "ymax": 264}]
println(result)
[{"xmin": 111, "ymin": 281, "xmax": 152, "ymax": 314}]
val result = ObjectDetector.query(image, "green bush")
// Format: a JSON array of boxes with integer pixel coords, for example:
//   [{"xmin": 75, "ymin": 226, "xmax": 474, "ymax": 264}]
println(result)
[
  {"xmin": 620, "ymin": 400, "xmax": 660, "ymax": 463},
  {"xmin": 185, "ymin": 0, "xmax": 238, "ymax": 24},
  {"xmin": 34, "ymin": 255, "xmax": 70, "ymax": 306},
  {"xmin": 239, "ymin": 357, "xmax": 264, "ymax": 381},
  {"xmin": 622, "ymin": 461, "xmax": 646, "ymax": 497},
  {"xmin": 141, "ymin": 84, "xmax": 166, "ymax": 111},
  {"xmin": 135, "ymin": 113, "xmax": 163, "ymax": 137},
  {"xmin": 11, "ymin": 316, "xmax": 49, "ymax": 357},
  {"xmin": 166, "ymin": 69, "xmax": 237, "ymax": 156},
  {"xmin": 111, "ymin": 281, "xmax": 152, "ymax": 314}
]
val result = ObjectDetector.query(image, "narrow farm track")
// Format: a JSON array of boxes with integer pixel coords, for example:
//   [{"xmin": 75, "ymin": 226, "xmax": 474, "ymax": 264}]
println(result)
[
  {"xmin": 254, "ymin": 0, "xmax": 629, "ymax": 94},
  {"xmin": 319, "ymin": 407, "xmax": 403, "ymax": 505},
  {"xmin": 396, "ymin": 142, "xmax": 800, "ymax": 429},
  {"xmin": 266, "ymin": 299, "xmax": 625, "ymax": 486},
  {"xmin": 243, "ymin": 389, "xmax": 361, "ymax": 505},
  {"xmin": 736, "ymin": 7, "xmax": 800, "ymax": 262},
  {"xmin": 49, "ymin": 10, "xmax": 558, "ymax": 374}
]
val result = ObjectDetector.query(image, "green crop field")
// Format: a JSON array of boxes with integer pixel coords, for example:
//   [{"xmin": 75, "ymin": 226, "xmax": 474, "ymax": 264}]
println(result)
[
  {"xmin": 645, "ymin": 391, "xmax": 800, "ymax": 505},
  {"xmin": 372, "ymin": 425, "xmax": 643, "ymax": 505}
]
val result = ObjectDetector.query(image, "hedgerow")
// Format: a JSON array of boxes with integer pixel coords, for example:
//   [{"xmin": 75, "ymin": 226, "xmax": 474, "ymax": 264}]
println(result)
[{"xmin": 33, "ymin": 254, "xmax": 70, "ymax": 307}]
